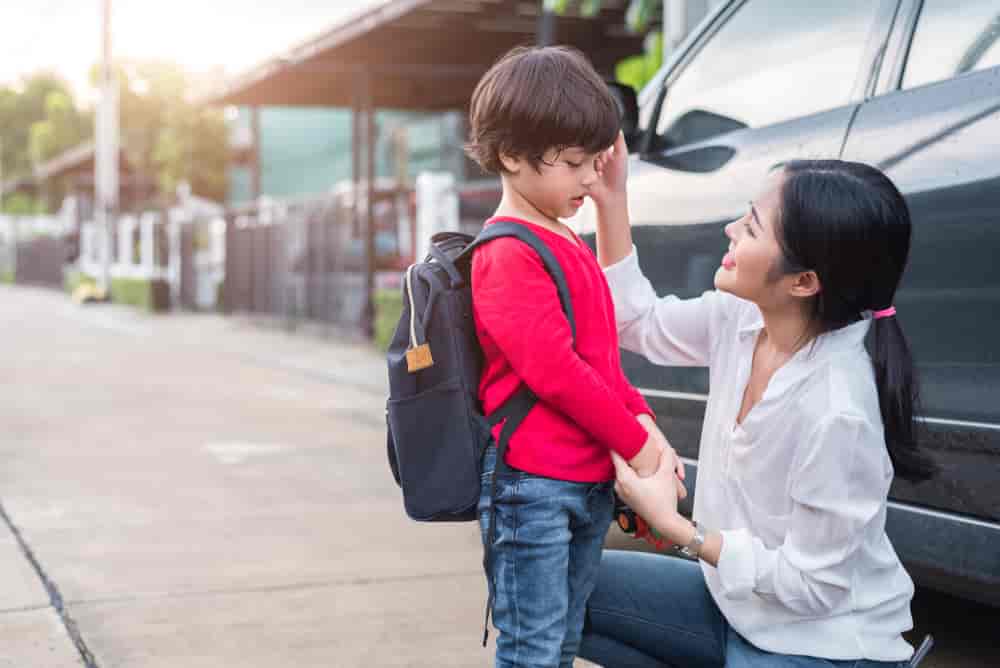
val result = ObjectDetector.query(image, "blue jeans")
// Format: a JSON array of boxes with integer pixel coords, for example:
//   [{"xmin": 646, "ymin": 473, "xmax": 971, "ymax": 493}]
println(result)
[
  {"xmin": 479, "ymin": 445, "xmax": 615, "ymax": 668},
  {"xmin": 579, "ymin": 551, "xmax": 910, "ymax": 668}
]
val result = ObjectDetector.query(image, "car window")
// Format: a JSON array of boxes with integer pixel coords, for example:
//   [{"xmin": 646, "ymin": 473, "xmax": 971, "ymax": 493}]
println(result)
[
  {"xmin": 652, "ymin": 0, "xmax": 879, "ymax": 149},
  {"xmin": 902, "ymin": 0, "xmax": 1000, "ymax": 89}
]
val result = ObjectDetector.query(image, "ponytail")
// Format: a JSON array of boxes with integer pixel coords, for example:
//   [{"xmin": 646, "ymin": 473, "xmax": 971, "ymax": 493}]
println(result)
[
  {"xmin": 778, "ymin": 159, "xmax": 939, "ymax": 483},
  {"xmin": 870, "ymin": 316, "xmax": 939, "ymax": 483}
]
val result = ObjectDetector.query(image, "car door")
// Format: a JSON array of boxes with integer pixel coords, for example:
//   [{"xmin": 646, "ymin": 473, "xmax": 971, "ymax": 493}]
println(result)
[
  {"xmin": 839, "ymin": 0, "xmax": 1000, "ymax": 605},
  {"xmin": 587, "ymin": 0, "xmax": 898, "ymax": 466}
]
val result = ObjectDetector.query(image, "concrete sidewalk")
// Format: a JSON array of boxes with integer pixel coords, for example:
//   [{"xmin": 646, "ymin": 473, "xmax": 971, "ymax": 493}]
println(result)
[{"xmin": 1, "ymin": 285, "xmax": 585, "ymax": 667}]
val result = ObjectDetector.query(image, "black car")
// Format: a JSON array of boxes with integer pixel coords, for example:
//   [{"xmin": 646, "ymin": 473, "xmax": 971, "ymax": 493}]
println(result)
[{"xmin": 595, "ymin": 0, "xmax": 1000, "ymax": 607}]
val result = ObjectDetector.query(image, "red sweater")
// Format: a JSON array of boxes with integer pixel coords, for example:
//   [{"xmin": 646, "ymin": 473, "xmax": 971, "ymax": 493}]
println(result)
[{"xmin": 472, "ymin": 217, "xmax": 653, "ymax": 482}]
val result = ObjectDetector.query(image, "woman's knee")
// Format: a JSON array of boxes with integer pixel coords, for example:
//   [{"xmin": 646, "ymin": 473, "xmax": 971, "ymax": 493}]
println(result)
[
  {"xmin": 590, "ymin": 550, "xmax": 707, "ymax": 609},
  {"xmin": 585, "ymin": 550, "xmax": 727, "ymax": 667}
]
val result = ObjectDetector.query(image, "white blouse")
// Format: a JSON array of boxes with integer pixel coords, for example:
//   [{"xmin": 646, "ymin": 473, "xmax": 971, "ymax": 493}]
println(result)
[{"xmin": 605, "ymin": 248, "xmax": 915, "ymax": 662}]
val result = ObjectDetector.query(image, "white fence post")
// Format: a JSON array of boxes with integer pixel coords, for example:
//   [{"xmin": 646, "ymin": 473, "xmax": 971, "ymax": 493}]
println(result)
[
  {"xmin": 139, "ymin": 212, "xmax": 157, "ymax": 277},
  {"xmin": 414, "ymin": 171, "xmax": 458, "ymax": 263},
  {"xmin": 117, "ymin": 216, "xmax": 134, "ymax": 276}
]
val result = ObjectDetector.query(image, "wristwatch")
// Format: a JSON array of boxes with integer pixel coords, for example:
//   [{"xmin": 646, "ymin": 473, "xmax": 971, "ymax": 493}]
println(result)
[{"xmin": 676, "ymin": 521, "xmax": 705, "ymax": 559}]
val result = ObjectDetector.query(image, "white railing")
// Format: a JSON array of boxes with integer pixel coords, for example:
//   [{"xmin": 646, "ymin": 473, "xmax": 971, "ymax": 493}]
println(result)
[{"xmin": 76, "ymin": 191, "xmax": 225, "ymax": 310}]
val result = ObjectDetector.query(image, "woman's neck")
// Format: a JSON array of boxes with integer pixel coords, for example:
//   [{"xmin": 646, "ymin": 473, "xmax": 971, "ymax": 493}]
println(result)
[{"xmin": 757, "ymin": 301, "xmax": 816, "ymax": 356}]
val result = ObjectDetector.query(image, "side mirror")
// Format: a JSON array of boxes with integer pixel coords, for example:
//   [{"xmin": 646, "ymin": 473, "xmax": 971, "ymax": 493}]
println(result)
[{"xmin": 606, "ymin": 82, "xmax": 640, "ymax": 151}]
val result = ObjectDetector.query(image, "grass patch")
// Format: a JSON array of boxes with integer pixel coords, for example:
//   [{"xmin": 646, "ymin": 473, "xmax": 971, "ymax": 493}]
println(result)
[
  {"xmin": 109, "ymin": 277, "xmax": 170, "ymax": 312},
  {"xmin": 0, "ymin": 270, "xmax": 14, "ymax": 284},
  {"xmin": 374, "ymin": 288, "xmax": 403, "ymax": 351},
  {"xmin": 64, "ymin": 270, "xmax": 97, "ymax": 295}
]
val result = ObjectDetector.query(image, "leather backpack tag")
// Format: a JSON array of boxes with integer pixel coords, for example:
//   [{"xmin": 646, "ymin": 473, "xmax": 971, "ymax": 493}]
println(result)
[{"xmin": 406, "ymin": 343, "xmax": 434, "ymax": 373}]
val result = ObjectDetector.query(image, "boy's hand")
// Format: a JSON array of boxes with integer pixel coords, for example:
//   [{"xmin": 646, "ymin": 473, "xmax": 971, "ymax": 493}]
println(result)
[
  {"xmin": 589, "ymin": 131, "xmax": 629, "ymax": 210},
  {"xmin": 611, "ymin": 448, "xmax": 687, "ymax": 540},
  {"xmin": 628, "ymin": 436, "xmax": 663, "ymax": 478},
  {"xmin": 632, "ymin": 415, "xmax": 687, "ymax": 488}
]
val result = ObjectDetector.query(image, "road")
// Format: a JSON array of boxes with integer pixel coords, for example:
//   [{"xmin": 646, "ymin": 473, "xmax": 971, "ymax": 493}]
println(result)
[{"xmin": 1, "ymin": 284, "xmax": 995, "ymax": 667}]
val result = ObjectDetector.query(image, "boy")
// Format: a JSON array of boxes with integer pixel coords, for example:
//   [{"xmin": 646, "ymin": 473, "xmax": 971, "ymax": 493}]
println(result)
[{"xmin": 467, "ymin": 46, "xmax": 681, "ymax": 667}]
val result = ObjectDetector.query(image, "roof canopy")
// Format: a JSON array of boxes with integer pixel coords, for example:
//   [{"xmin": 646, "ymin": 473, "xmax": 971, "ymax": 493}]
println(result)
[
  {"xmin": 200, "ymin": 0, "xmax": 647, "ymax": 110},
  {"xmin": 1, "ymin": 141, "xmax": 137, "ymax": 197}
]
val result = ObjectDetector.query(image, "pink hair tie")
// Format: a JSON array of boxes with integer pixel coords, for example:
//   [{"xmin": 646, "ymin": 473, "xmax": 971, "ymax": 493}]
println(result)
[{"xmin": 873, "ymin": 306, "xmax": 897, "ymax": 320}]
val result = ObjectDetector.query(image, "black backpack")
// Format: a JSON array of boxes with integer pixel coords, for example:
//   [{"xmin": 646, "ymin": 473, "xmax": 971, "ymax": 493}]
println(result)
[
  {"xmin": 385, "ymin": 220, "xmax": 579, "ymax": 645},
  {"xmin": 385, "ymin": 221, "xmax": 575, "ymax": 522}
]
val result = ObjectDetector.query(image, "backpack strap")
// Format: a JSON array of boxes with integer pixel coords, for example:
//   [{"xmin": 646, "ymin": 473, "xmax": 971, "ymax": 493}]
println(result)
[{"xmin": 459, "ymin": 220, "xmax": 577, "ymax": 340}]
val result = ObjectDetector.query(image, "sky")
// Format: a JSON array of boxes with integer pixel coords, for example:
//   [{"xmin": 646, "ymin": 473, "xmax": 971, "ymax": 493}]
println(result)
[{"xmin": 0, "ymin": 0, "xmax": 383, "ymax": 104}]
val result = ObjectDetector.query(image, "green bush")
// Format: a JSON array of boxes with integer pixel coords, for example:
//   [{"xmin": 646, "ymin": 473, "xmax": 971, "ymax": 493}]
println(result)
[
  {"xmin": 109, "ymin": 277, "xmax": 170, "ymax": 312},
  {"xmin": 0, "ymin": 270, "xmax": 14, "ymax": 284},
  {"xmin": 374, "ymin": 288, "xmax": 403, "ymax": 351},
  {"xmin": 64, "ymin": 270, "xmax": 97, "ymax": 295}
]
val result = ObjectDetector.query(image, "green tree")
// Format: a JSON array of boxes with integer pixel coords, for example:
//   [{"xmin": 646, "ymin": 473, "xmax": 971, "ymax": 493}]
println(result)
[
  {"xmin": 544, "ymin": 0, "xmax": 664, "ymax": 90},
  {"xmin": 0, "ymin": 72, "xmax": 83, "ymax": 180},
  {"xmin": 2, "ymin": 63, "xmax": 227, "ymax": 213},
  {"xmin": 29, "ymin": 90, "xmax": 91, "ymax": 165},
  {"xmin": 545, "ymin": 0, "xmax": 660, "ymax": 32},
  {"xmin": 152, "ymin": 99, "xmax": 228, "ymax": 202},
  {"xmin": 0, "ymin": 72, "xmax": 88, "ymax": 213},
  {"xmin": 2, "ymin": 192, "xmax": 44, "ymax": 215},
  {"xmin": 90, "ymin": 59, "xmax": 229, "ymax": 203}
]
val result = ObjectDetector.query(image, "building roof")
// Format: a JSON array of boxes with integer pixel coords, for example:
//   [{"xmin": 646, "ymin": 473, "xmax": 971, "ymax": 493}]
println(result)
[
  {"xmin": 199, "ymin": 0, "xmax": 647, "ymax": 110},
  {"xmin": 1, "ymin": 141, "xmax": 139, "ymax": 198}
]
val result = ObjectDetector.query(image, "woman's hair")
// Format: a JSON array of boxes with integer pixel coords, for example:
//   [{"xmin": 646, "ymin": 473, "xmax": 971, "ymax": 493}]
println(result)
[{"xmin": 776, "ymin": 159, "xmax": 938, "ymax": 483}]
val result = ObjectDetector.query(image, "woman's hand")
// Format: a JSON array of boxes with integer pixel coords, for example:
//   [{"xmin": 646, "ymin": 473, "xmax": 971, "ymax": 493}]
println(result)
[
  {"xmin": 589, "ymin": 131, "xmax": 629, "ymax": 211},
  {"xmin": 611, "ymin": 448, "xmax": 688, "ymax": 539},
  {"xmin": 590, "ymin": 132, "xmax": 634, "ymax": 267}
]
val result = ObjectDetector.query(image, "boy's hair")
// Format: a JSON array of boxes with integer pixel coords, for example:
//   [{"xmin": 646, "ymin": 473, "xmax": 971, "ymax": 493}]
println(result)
[{"xmin": 466, "ymin": 45, "xmax": 620, "ymax": 174}]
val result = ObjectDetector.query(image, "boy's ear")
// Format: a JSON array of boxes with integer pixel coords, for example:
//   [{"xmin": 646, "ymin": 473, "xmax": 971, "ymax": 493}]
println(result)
[
  {"xmin": 499, "ymin": 152, "xmax": 521, "ymax": 174},
  {"xmin": 789, "ymin": 270, "xmax": 822, "ymax": 299}
]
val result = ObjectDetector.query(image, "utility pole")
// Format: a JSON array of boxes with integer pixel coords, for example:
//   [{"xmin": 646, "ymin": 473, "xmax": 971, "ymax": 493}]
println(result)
[
  {"xmin": 537, "ymin": 7, "xmax": 556, "ymax": 46},
  {"xmin": 95, "ymin": 0, "xmax": 118, "ymax": 294}
]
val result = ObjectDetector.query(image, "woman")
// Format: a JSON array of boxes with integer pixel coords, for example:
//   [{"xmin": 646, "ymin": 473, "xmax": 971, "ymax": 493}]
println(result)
[{"xmin": 580, "ymin": 137, "xmax": 937, "ymax": 667}]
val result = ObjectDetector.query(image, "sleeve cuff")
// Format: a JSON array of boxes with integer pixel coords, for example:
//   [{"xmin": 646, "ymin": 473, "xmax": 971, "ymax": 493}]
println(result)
[
  {"xmin": 608, "ymin": 414, "xmax": 648, "ymax": 461},
  {"xmin": 634, "ymin": 405, "xmax": 655, "ymax": 419},
  {"xmin": 630, "ymin": 401, "xmax": 655, "ymax": 421},
  {"xmin": 716, "ymin": 528, "xmax": 757, "ymax": 600},
  {"xmin": 602, "ymin": 246, "xmax": 655, "ymax": 324},
  {"xmin": 602, "ymin": 245, "xmax": 640, "ymax": 283}
]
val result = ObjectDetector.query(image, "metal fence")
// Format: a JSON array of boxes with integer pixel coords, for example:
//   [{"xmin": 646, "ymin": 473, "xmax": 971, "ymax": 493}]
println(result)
[
  {"xmin": 1, "ymin": 213, "xmax": 75, "ymax": 289},
  {"xmin": 224, "ymin": 185, "xmax": 414, "ymax": 334},
  {"xmin": 14, "ymin": 236, "xmax": 72, "ymax": 287}
]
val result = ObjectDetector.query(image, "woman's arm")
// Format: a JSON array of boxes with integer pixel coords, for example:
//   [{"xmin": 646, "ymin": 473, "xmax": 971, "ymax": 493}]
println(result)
[
  {"xmin": 612, "ymin": 413, "xmax": 890, "ymax": 618},
  {"xmin": 711, "ymin": 414, "xmax": 890, "ymax": 616},
  {"xmin": 591, "ymin": 132, "xmax": 634, "ymax": 269},
  {"xmin": 604, "ymin": 251, "xmax": 729, "ymax": 368},
  {"xmin": 590, "ymin": 133, "xmax": 732, "ymax": 368}
]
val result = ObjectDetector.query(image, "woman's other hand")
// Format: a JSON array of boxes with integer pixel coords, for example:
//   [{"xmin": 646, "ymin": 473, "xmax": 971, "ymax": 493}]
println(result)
[
  {"xmin": 591, "ymin": 132, "xmax": 634, "ymax": 267},
  {"xmin": 612, "ymin": 448, "xmax": 687, "ymax": 536}
]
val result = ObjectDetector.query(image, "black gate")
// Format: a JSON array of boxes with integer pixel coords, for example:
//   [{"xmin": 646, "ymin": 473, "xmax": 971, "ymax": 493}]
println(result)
[
  {"xmin": 223, "ymin": 189, "xmax": 413, "ymax": 335},
  {"xmin": 223, "ymin": 194, "xmax": 365, "ymax": 333},
  {"xmin": 178, "ymin": 224, "xmax": 196, "ymax": 309},
  {"xmin": 15, "ymin": 237, "xmax": 70, "ymax": 288}
]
